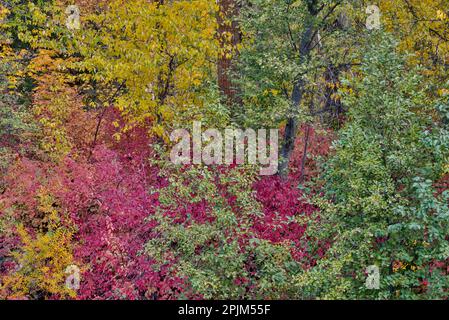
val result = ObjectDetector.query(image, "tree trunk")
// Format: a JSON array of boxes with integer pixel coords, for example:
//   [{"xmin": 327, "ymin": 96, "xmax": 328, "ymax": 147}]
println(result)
[
  {"xmin": 279, "ymin": 81, "xmax": 304, "ymax": 176},
  {"xmin": 279, "ymin": 25, "xmax": 314, "ymax": 178},
  {"xmin": 217, "ymin": 0, "xmax": 242, "ymax": 111},
  {"xmin": 278, "ymin": 0, "xmax": 329, "ymax": 178}
]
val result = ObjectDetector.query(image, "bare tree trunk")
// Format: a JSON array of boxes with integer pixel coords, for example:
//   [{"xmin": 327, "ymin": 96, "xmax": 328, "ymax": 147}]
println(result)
[{"xmin": 217, "ymin": 0, "xmax": 241, "ymax": 111}]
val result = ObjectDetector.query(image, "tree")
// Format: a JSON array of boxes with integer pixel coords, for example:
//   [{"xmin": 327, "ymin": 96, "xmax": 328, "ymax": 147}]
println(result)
[
  {"xmin": 77, "ymin": 0, "xmax": 220, "ymax": 139},
  {"xmin": 380, "ymin": 0, "xmax": 449, "ymax": 90},
  {"xmin": 217, "ymin": 0, "xmax": 242, "ymax": 109},
  {"xmin": 297, "ymin": 33, "xmax": 449, "ymax": 299},
  {"xmin": 237, "ymin": 0, "xmax": 363, "ymax": 177}
]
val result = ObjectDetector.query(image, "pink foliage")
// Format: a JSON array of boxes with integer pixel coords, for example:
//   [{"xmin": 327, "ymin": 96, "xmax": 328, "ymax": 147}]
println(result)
[
  {"xmin": 288, "ymin": 125, "xmax": 334, "ymax": 182},
  {"xmin": 1, "ymin": 111, "xmax": 331, "ymax": 299},
  {"xmin": 0, "ymin": 136, "xmax": 184, "ymax": 299},
  {"xmin": 52, "ymin": 145, "xmax": 185, "ymax": 299},
  {"xmin": 253, "ymin": 176, "xmax": 317, "ymax": 261}
]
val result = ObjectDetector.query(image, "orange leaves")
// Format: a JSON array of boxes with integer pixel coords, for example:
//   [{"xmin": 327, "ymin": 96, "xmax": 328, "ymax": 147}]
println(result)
[{"xmin": 29, "ymin": 50, "xmax": 96, "ymax": 159}]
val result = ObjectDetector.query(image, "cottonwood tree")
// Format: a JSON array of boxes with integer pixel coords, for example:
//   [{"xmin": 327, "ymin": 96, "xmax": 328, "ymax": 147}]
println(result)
[{"xmin": 237, "ymin": 0, "xmax": 364, "ymax": 178}]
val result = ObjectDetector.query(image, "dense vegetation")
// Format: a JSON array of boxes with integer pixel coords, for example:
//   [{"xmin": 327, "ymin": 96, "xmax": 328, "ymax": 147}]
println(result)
[{"xmin": 1, "ymin": 0, "xmax": 449, "ymax": 299}]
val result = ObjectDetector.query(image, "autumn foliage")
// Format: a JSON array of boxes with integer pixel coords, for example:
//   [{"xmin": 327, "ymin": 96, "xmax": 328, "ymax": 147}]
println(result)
[{"xmin": 1, "ymin": 0, "xmax": 449, "ymax": 300}]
